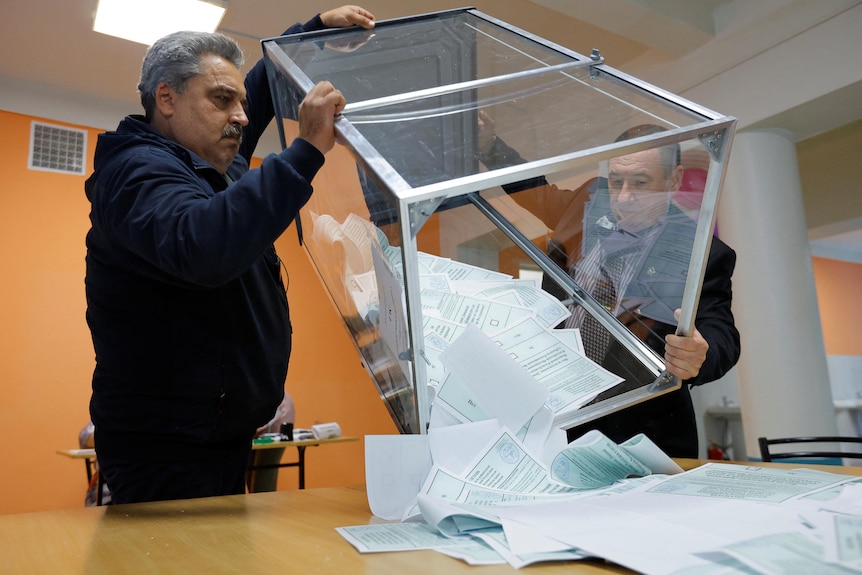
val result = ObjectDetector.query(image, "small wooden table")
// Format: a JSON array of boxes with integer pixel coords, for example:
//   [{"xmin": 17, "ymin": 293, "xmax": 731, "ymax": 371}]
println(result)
[
  {"xmin": 57, "ymin": 436, "xmax": 359, "ymax": 504},
  {"xmin": 247, "ymin": 435, "xmax": 358, "ymax": 489}
]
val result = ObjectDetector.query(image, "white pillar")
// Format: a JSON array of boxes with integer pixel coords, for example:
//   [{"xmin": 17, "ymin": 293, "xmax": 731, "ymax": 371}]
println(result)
[{"xmin": 717, "ymin": 129, "xmax": 837, "ymax": 459}]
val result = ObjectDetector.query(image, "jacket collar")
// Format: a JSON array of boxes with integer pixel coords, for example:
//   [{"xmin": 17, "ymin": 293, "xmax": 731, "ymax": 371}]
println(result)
[{"xmin": 120, "ymin": 114, "xmax": 249, "ymax": 186}]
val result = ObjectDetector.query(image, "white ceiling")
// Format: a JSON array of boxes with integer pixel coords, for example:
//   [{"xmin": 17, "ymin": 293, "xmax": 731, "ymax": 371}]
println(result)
[{"xmin": 2, "ymin": 0, "xmax": 861, "ymax": 260}]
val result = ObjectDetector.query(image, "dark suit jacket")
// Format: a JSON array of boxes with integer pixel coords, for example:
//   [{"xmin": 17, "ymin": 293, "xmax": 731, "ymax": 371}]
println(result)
[{"xmin": 567, "ymin": 235, "xmax": 739, "ymax": 457}]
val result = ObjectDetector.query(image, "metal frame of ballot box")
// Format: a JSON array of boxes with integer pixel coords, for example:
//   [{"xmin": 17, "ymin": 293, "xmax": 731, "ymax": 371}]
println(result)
[{"xmin": 261, "ymin": 8, "xmax": 736, "ymax": 436}]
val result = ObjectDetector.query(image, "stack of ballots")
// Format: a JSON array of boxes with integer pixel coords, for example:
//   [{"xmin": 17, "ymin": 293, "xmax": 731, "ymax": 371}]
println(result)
[
  {"xmin": 342, "ymin": 422, "xmax": 862, "ymax": 573},
  {"xmin": 331, "ymin": 213, "xmax": 628, "ymax": 430},
  {"xmin": 325, "ymin": 216, "xmax": 862, "ymax": 573}
]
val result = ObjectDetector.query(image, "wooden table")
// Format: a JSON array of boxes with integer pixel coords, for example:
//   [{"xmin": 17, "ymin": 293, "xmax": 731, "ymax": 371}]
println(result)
[
  {"xmin": 57, "ymin": 436, "xmax": 359, "ymax": 504},
  {"xmin": 10, "ymin": 459, "xmax": 858, "ymax": 574},
  {"xmin": 0, "ymin": 485, "xmax": 630, "ymax": 574}
]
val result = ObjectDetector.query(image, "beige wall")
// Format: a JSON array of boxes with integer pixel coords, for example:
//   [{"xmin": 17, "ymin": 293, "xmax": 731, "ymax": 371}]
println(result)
[{"xmin": 798, "ymin": 118, "xmax": 862, "ymax": 232}]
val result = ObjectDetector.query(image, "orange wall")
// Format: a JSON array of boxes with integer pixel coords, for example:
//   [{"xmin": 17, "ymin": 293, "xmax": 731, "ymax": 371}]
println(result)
[
  {"xmin": 812, "ymin": 256, "xmax": 862, "ymax": 356},
  {"xmin": 0, "ymin": 109, "xmax": 395, "ymax": 514}
]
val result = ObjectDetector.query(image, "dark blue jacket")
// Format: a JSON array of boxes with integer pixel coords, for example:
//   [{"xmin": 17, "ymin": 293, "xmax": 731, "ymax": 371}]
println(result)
[{"xmin": 86, "ymin": 18, "xmax": 325, "ymax": 458}]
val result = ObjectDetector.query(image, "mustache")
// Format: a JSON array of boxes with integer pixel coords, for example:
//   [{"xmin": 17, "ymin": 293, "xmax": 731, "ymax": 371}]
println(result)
[{"xmin": 222, "ymin": 123, "xmax": 243, "ymax": 142}]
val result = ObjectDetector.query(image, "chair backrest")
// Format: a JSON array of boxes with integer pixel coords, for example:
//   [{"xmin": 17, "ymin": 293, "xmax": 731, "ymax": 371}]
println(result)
[{"xmin": 758, "ymin": 436, "xmax": 862, "ymax": 463}]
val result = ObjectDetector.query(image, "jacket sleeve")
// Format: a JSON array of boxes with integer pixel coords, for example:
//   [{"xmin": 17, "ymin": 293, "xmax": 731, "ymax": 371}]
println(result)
[
  {"xmin": 687, "ymin": 239, "xmax": 741, "ymax": 386},
  {"xmin": 91, "ymin": 139, "xmax": 323, "ymax": 288},
  {"xmin": 240, "ymin": 15, "xmax": 328, "ymax": 161}
]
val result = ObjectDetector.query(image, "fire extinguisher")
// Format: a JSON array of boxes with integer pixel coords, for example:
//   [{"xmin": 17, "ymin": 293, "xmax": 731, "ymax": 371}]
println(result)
[{"xmin": 707, "ymin": 441, "xmax": 727, "ymax": 460}]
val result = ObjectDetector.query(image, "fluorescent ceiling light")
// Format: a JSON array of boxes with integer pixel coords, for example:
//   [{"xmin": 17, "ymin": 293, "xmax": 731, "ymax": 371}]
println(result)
[{"xmin": 93, "ymin": 0, "xmax": 227, "ymax": 46}]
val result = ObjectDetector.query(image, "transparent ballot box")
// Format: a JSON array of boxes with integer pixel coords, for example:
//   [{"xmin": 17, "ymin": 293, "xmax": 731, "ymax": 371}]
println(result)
[{"xmin": 262, "ymin": 8, "xmax": 736, "ymax": 435}]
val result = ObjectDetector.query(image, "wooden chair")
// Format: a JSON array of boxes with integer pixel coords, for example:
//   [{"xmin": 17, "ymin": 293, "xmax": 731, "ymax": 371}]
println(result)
[{"xmin": 758, "ymin": 436, "xmax": 862, "ymax": 463}]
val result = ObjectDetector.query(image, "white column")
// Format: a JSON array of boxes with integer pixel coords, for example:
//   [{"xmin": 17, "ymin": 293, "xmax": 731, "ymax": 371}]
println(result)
[{"xmin": 717, "ymin": 129, "xmax": 837, "ymax": 459}]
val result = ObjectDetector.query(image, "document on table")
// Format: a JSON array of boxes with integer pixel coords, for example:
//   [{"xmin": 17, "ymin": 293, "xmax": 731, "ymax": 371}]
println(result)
[
  {"xmin": 813, "ymin": 481, "xmax": 862, "ymax": 571},
  {"xmin": 418, "ymin": 426, "xmax": 679, "ymax": 519},
  {"xmin": 440, "ymin": 428, "xmax": 572, "ymax": 493},
  {"xmin": 336, "ymin": 517, "xmax": 591, "ymax": 568},
  {"xmin": 441, "ymin": 528, "xmax": 591, "ymax": 568},
  {"xmin": 348, "ymin": 424, "xmax": 684, "ymax": 569},
  {"xmin": 363, "ymin": 422, "xmax": 672, "ymax": 526},
  {"xmin": 551, "ymin": 430, "xmax": 664, "ymax": 489},
  {"xmin": 356, "ymin": 424, "xmax": 862, "ymax": 574},
  {"xmin": 336, "ymin": 522, "xmax": 466, "ymax": 553},
  {"xmin": 643, "ymin": 462, "xmax": 856, "ymax": 503},
  {"xmin": 824, "ymin": 513, "xmax": 862, "ymax": 571},
  {"xmin": 492, "ymin": 463, "xmax": 860, "ymax": 575},
  {"xmin": 714, "ymin": 530, "xmax": 860, "ymax": 575}
]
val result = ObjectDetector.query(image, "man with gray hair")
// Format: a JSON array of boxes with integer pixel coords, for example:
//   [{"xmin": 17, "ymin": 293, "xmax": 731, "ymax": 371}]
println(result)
[{"xmin": 84, "ymin": 6, "xmax": 375, "ymax": 504}]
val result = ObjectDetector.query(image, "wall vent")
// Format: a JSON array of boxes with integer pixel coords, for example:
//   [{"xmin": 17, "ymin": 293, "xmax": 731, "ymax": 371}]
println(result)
[{"xmin": 28, "ymin": 121, "xmax": 88, "ymax": 175}]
